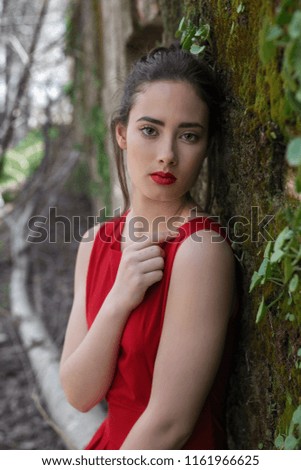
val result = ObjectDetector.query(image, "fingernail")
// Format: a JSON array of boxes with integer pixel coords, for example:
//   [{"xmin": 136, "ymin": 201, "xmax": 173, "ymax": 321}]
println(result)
[{"xmin": 167, "ymin": 231, "xmax": 178, "ymax": 239}]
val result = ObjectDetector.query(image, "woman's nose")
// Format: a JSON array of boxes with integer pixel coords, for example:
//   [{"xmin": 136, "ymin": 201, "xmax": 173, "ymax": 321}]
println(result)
[{"xmin": 157, "ymin": 138, "xmax": 177, "ymax": 165}]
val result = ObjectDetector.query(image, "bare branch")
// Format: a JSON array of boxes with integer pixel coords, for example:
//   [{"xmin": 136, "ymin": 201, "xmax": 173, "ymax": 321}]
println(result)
[
  {"xmin": 35, "ymin": 34, "xmax": 65, "ymax": 56},
  {"xmin": 0, "ymin": 0, "xmax": 50, "ymax": 175},
  {"xmin": 7, "ymin": 34, "xmax": 29, "ymax": 64}
]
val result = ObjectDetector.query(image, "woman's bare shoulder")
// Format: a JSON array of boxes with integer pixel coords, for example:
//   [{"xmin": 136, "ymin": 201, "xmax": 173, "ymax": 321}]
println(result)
[
  {"xmin": 81, "ymin": 223, "xmax": 103, "ymax": 244},
  {"xmin": 80, "ymin": 222, "xmax": 105, "ymax": 251},
  {"xmin": 174, "ymin": 218, "xmax": 235, "ymax": 282},
  {"xmin": 74, "ymin": 223, "xmax": 104, "ymax": 281},
  {"xmin": 181, "ymin": 226, "xmax": 231, "ymax": 258},
  {"xmin": 185, "ymin": 206, "xmax": 227, "ymax": 246}
]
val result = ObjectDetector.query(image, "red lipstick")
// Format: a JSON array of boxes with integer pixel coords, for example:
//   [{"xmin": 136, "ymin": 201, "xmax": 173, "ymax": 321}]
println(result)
[{"xmin": 150, "ymin": 171, "xmax": 177, "ymax": 185}]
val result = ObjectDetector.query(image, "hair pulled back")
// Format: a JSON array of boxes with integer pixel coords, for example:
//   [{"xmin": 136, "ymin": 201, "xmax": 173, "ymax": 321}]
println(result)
[{"xmin": 111, "ymin": 44, "xmax": 222, "ymax": 213}]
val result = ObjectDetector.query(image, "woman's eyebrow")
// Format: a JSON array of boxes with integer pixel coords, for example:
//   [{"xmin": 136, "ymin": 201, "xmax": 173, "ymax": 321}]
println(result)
[
  {"xmin": 136, "ymin": 116, "xmax": 205, "ymax": 129},
  {"xmin": 179, "ymin": 122, "xmax": 205, "ymax": 129},
  {"xmin": 136, "ymin": 116, "xmax": 164, "ymax": 125}
]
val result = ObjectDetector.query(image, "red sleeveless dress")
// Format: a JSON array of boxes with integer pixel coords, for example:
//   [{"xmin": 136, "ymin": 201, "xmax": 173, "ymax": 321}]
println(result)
[{"xmin": 85, "ymin": 211, "xmax": 238, "ymax": 450}]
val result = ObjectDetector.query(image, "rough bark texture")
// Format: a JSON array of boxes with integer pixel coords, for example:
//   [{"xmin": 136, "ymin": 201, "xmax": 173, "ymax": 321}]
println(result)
[
  {"xmin": 67, "ymin": 0, "xmax": 105, "ymax": 215},
  {"xmin": 172, "ymin": 0, "xmax": 300, "ymax": 450}
]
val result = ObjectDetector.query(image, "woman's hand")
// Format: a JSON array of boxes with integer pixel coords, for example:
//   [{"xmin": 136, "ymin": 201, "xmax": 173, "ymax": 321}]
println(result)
[{"xmin": 110, "ymin": 231, "xmax": 177, "ymax": 312}]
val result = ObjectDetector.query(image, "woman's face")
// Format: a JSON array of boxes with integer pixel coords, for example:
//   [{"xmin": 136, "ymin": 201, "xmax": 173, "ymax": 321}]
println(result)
[{"xmin": 116, "ymin": 80, "xmax": 209, "ymax": 205}]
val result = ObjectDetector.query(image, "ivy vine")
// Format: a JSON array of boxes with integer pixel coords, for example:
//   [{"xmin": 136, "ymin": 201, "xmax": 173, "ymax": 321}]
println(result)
[
  {"xmin": 175, "ymin": 17, "xmax": 210, "ymax": 56},
  {"xmin": 175, "ymin": 7, "xmax": 301, "ymax": 448},
  {"xmin": 251, "ymin": 2, "xmax": 301, "ymax": 323},
  {"xmin": 251, "ymin": 0, "xmax": 301, "ymax": 450}
]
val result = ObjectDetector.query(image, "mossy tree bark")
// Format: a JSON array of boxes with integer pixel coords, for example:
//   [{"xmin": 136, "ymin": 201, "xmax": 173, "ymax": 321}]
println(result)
[{"xmin": 66, "ymin": 0, "xmax": 106, "ymax": 216}]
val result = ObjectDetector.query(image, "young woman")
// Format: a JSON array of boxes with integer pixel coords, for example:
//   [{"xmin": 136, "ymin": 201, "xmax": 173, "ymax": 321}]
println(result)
[{"xmin": 60, "ymin": 45, "xmax": 238, "ymax": 450}]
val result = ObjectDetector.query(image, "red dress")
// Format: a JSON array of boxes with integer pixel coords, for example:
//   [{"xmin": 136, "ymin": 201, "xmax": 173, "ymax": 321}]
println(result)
[{"xmin": 85, "ymin": 210, "xmax": 238, "ymax": 450}]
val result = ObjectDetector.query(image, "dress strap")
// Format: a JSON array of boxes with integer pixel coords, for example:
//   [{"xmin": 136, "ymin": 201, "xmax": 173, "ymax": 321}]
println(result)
[{"xmin": 177, "ymin": 215, "xmax": 231, "ymax": 247}]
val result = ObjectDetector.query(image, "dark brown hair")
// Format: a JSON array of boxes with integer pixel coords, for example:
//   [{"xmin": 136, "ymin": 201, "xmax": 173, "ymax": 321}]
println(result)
[{"xmin": 111, "ymin": 44, "xmax": 222, "ymax": 213}]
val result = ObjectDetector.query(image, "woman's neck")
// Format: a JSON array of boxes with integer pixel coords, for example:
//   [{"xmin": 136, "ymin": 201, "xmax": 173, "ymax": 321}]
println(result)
[
  {"xmin": 119, "ymin": 195, "xmax": 206, "ymax": 251},
  {"xmin": 127, "ymin": 195, "xmax": 201, "ymax": 234}
]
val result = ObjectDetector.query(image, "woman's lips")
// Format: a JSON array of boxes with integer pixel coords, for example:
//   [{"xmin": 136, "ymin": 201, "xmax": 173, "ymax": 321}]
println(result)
[{"xmin": 150, "ymin": 172, "xmax": 177, "ymax": 185}]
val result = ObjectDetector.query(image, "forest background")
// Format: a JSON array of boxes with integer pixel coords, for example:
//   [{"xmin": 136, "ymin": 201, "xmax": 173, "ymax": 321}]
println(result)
[{"xmin": 0, "ymin": 0, "xmax": 300, "ymax": 450}]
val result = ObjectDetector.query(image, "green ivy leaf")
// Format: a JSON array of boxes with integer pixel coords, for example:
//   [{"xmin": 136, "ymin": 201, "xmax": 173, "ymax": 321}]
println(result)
[
  {"xmin": 249, "ymin": 271, "xmax": 261, "ymax": 292},
  {"xmin": 266, "ymin": 24, "xmax": 283, "ymax": 41},
  {"xmin": 182, "ymin": 34, "xmax": 193, "ymax": 50},
  {"xmin": 258, "ymin": 257, "xmax": 269, "ymax": 276},
  {"xmin": 178, "ymin": 17, "xmax": 186, "ymax": 33},
  {"xmin": 288, "ymin": 11, "xmax": 301, "ymax": 39},
  {"xmin": 286, "ymin": 137, "xmax": 301, "ymax": 166},
  {"xmin": 190, "ymin": 44, "xmax": 205, "ymax": 55},
  {"xmin": 289, "ymin": 273, "xmax": 299, "ymax": 292},
  {"xmin": 274, "ymin": 226, "xmax": 293, "ymax": 251},
  {"xmin": 284, "ymin": 435, "xmax": 298, "ymax": 450},
  {"xmin": 285, "ymin": 312, "xmax": 295, "ymax": 321},
  {"xmin": 264, "ymin": 240, "xmax": 272, "ymax": 258},
  {"xmin": 237, "ymin": 3, "xmax": 245, "ymax": 14},
  {"xmin": 286, "ymin": 40, "xmax": 301, "ymax": 80},
  {"xmin": 296, "ymin": 89, "xmax": 301, "ymax": 103},
  {"xmin": 195, "ymin": 24, "xmax": 210, "ymax": 39},
  {"xmin": 274, "ymin": 434, "xmax": 284, "ymax": 449},
  {"xmin": 285, "ymin": 89, "xmax": 301, "ymax": 114},
  {"xmin": 256, "ymin": 297, "xmax": 267, "ymax": 323},
  {"xmin": 264, "ymin": 264, "xmax": 271, "ymax": 281},
  {"xmin": 270, "ymin": 248, "xmax": 285, "ymax": 263},
  {"xmin": 297, "ymin": 349, "xmax": 301, "ymax": 357}
]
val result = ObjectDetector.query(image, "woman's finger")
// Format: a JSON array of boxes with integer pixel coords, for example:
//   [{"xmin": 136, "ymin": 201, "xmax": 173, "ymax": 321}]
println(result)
[
  {"xmin": 139, "ymin": 256, "xmax": 164, "ymax": 274},
  {"xmin": 136, "ymin": 245, "xmax": 164, "ymax": 261},
  {"xmin": 132, "ymin": 230, "xmax": 179, "ymax": 250}
]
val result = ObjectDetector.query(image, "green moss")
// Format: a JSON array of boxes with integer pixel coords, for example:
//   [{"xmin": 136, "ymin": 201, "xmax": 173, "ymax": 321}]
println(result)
[
  {"xmin": 247, "ymin": 202, "xmax": 301, "ymax": 447},
  {"xmin": 179, "ymin": 0, "xmax": 301, "ymax": 450},
  {"xmin": 183, "ymin": 0, "xmax": 291, "ymax": 133}
]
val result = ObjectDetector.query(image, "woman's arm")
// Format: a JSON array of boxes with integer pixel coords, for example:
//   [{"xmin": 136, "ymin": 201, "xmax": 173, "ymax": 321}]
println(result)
[
  {"xmin": 59, "ymin": 225, "xmax": 132, "ymax": 412},
  {"xmin": 120, "ymin": 229, "xmax": 236, "ymax": 449},
  {"xmin": 60, "ymin": 225, "xmax": 173, "ymax": 412}
]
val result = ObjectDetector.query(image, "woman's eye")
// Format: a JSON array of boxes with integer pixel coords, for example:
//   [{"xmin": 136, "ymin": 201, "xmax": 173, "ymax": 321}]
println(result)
[
  {"xmin": 181, "ymin": 133, "xmax": 199, "ymax": 143},
  {"xmin": 140, "ymin": 126, "xmax": 157, "ymax": 137}
]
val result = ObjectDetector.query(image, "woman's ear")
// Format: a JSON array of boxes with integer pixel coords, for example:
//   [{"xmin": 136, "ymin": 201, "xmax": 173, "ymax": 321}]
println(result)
[{"xmin": 115, "ymin": 122, "xmax": 127, "ymax": 150}]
